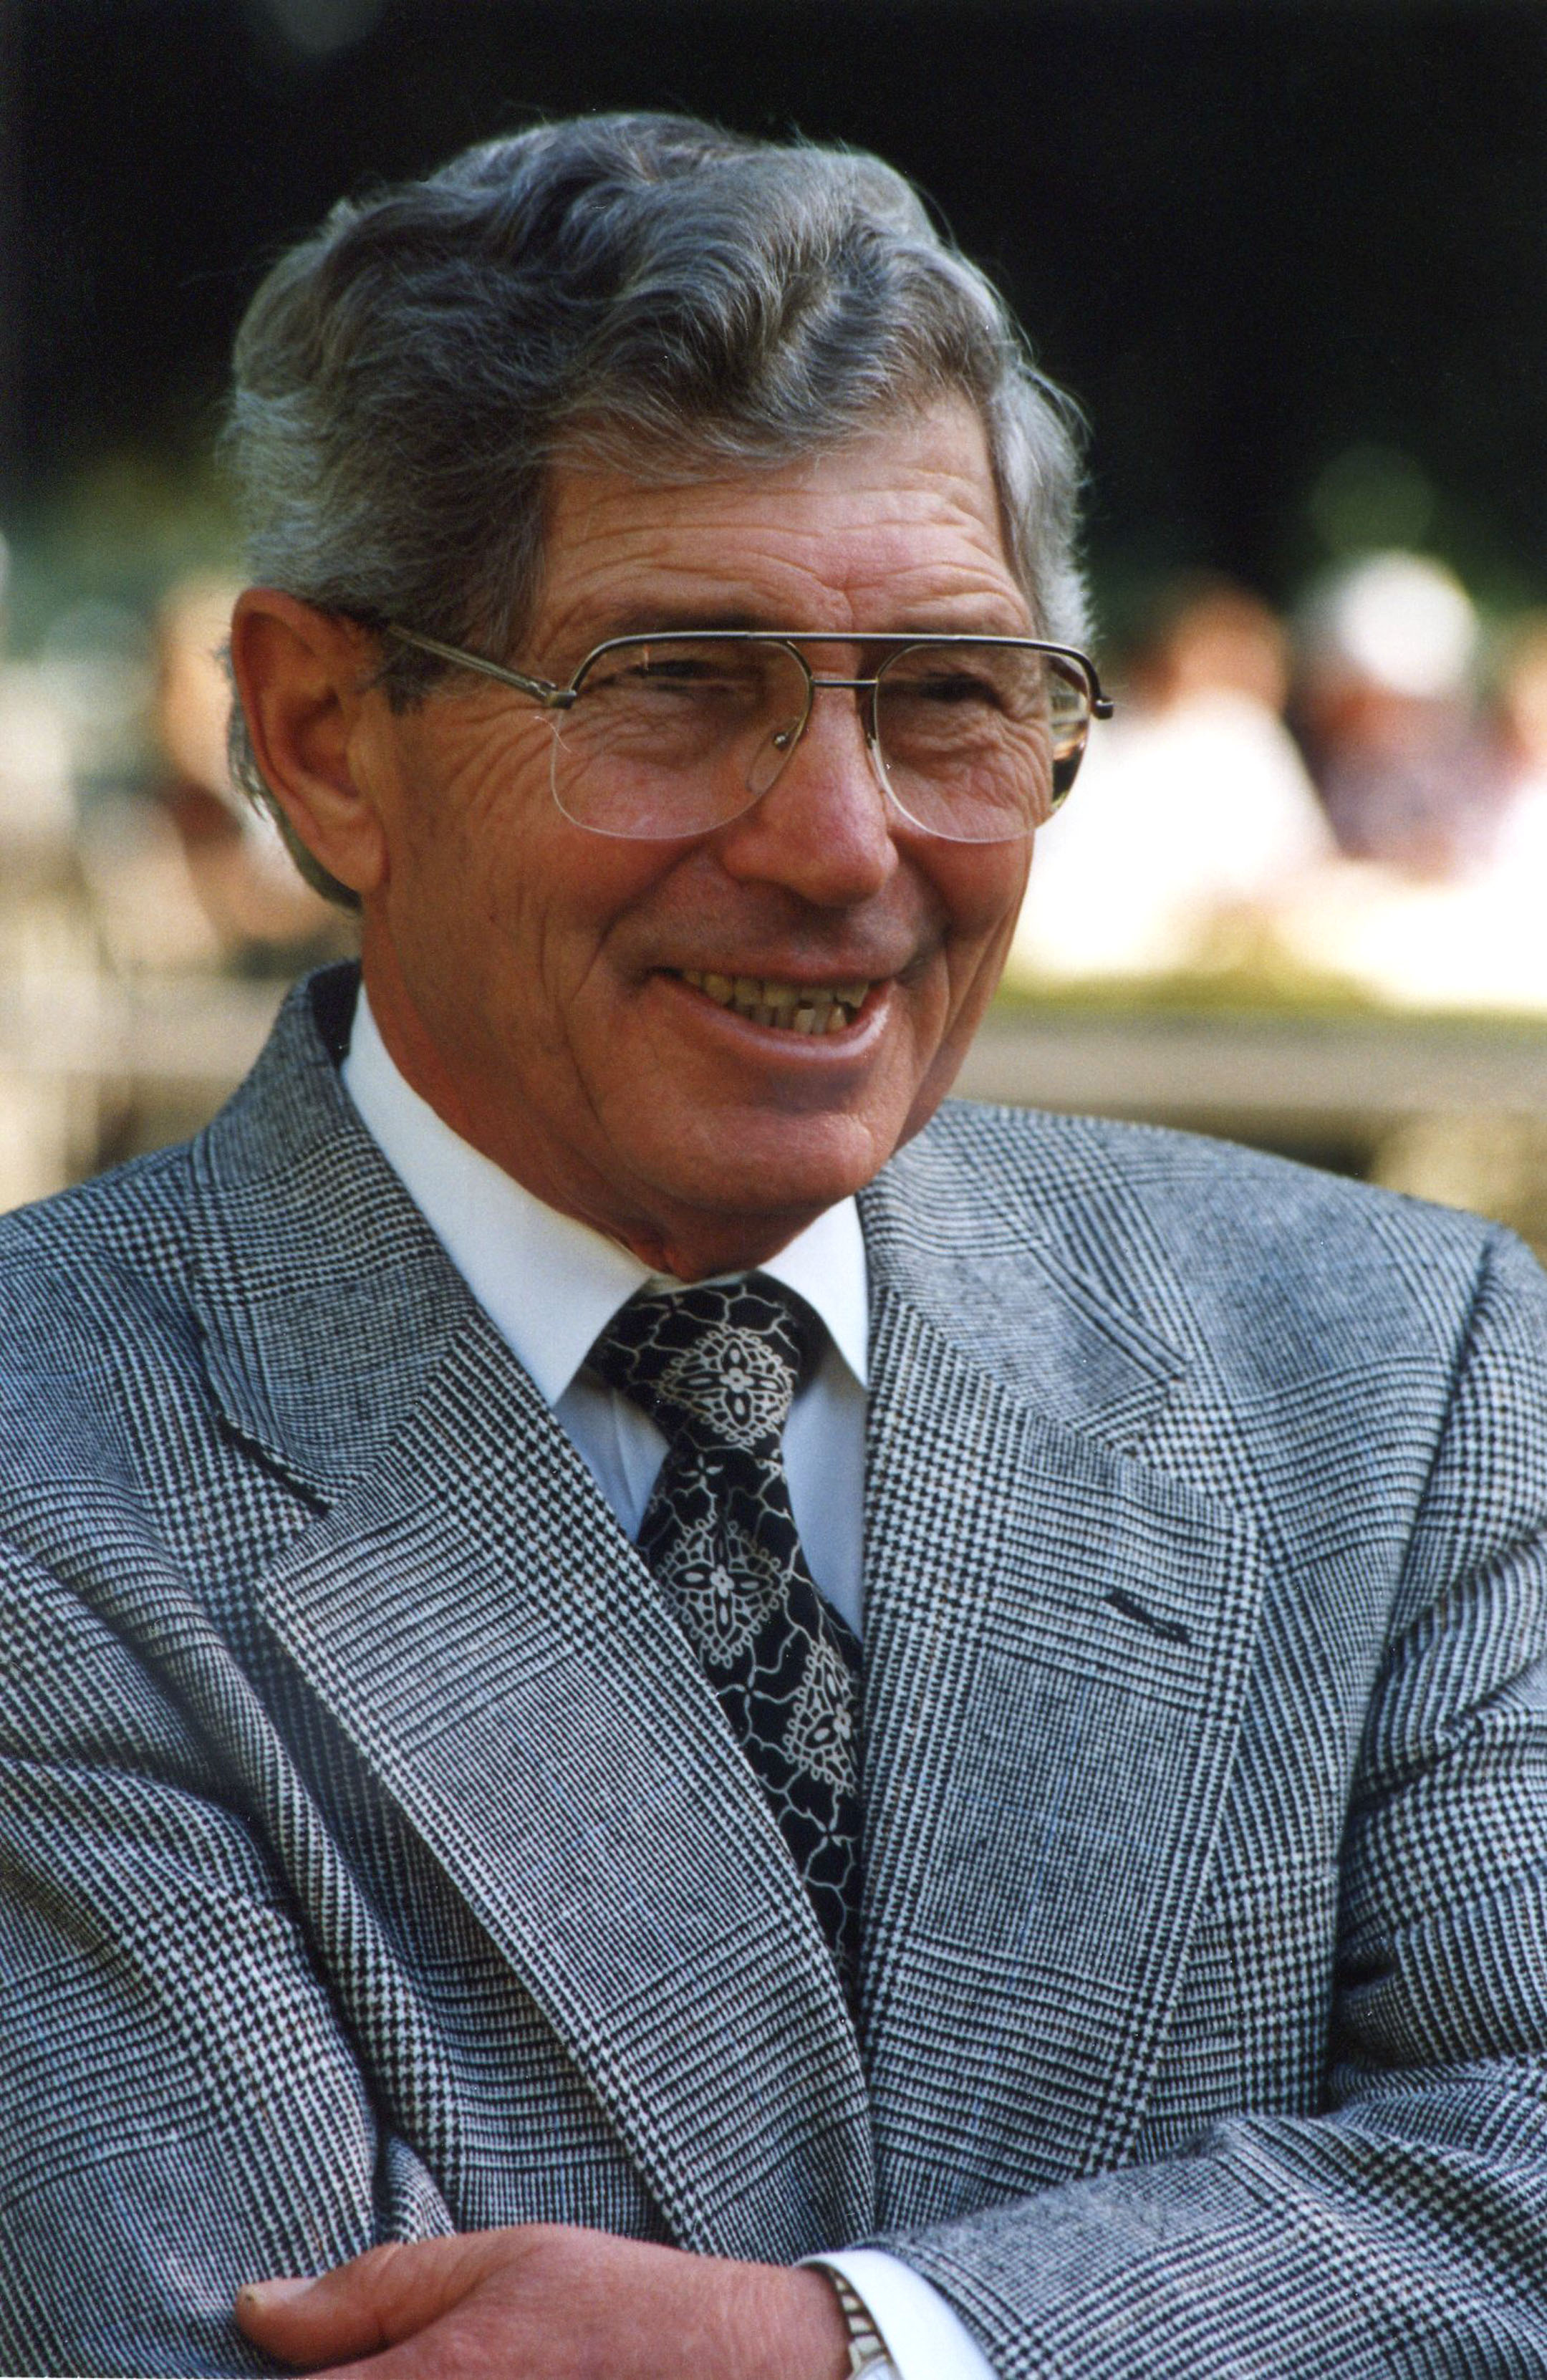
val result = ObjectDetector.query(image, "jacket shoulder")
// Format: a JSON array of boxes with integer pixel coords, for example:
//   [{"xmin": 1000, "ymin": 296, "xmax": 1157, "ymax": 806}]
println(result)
[
  {"xmin": 869, "ymin": 1098, "xmax": 1538, "ymax": 1378},
  {"xmin": 0, "ymin": 1136, "xmax": 198, "ymax": 1314},
  {"xmin": 0, "ymin": 1142, "xmax": 208, "ymax": 1488}
]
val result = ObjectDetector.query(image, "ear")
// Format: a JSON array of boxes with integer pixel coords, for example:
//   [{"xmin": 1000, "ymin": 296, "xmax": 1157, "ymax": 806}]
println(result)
[{"xmin": 228, "ymin": 590, "xmax": 391, "ymax": 898}]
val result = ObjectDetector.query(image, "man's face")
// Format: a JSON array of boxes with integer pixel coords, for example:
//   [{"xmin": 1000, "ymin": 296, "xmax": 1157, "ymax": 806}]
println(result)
[{"xmin": 357, "ymin": 400, "xmax": 1036, "ymax": 1277}]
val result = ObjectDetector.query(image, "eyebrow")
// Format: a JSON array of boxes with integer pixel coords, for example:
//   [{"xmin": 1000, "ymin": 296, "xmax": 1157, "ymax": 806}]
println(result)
[
  {"xmin": 578, "ymin": 604, "xmax": 783, "ymax": 642},
  {"xmin": 572, "ymin": 603, "xmax": 1031, "ymax": 647}
]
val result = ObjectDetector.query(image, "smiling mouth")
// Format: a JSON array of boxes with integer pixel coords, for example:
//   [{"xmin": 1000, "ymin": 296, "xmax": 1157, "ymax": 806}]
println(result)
[{"xmin": 678, "ymin": 968, "xmax": 872, "ymax": 1034}]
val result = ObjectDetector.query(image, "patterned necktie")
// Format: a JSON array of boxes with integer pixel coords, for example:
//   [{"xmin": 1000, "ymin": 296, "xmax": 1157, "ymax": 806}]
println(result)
[{"xmin": 587, "ymin": 1277, "xmax": 862, "ymax": 1988}]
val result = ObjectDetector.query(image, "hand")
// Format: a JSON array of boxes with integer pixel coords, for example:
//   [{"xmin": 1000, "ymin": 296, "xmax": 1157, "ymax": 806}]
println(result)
[{"xmin": 235, "ymin": 2222, "xmax": 853, "ymax": 2380}]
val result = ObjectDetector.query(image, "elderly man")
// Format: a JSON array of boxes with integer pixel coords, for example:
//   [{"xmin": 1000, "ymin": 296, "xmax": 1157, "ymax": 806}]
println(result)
[{"xmin": 3, "ymin": 115, "xmax": 1546, "ymax": 2380}]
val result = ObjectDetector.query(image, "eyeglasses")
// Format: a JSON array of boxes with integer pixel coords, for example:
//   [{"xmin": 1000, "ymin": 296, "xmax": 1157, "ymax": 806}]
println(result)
[{"xmin": 385, "ymin": 624, "xmax": 1113, "ymax": 844}]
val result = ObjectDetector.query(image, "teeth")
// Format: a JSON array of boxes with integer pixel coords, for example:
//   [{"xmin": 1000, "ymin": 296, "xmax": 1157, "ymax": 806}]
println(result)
[{"xmin": 680, "ymin": 969, "xmax": 872, "ymax": 1032}]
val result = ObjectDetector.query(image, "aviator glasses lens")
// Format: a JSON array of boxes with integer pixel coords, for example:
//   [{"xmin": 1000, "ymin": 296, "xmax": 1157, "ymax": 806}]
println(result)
[
  {"xmin": 873, "ymin": 643, "xmax": 1084, "ymax": 840},
  {"xmin": 551, "ymin": 637, "xmax": 809, "ymax": 839}
]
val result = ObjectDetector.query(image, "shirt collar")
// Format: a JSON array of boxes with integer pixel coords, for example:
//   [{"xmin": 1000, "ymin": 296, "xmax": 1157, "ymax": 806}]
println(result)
[{"xmin": 341, "ymin": 986, "xmax": 869, "ymax": 1406}]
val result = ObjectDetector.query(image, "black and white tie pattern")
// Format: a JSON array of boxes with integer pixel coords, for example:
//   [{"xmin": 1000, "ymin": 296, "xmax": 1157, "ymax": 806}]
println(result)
[{"xmin": 588, "ymin": 1278, "xmax": 862, "ymax": 1986}]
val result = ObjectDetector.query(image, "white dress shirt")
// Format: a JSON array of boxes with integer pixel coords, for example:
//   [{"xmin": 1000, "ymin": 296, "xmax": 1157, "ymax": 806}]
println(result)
[{"xmin": 343, "ymin": 988, "xmax": 996, "ymax": 2380}]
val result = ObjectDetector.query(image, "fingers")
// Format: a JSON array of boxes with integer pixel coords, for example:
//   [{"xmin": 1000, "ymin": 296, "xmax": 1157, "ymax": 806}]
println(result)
[
  {"xmin": 235, "ymin": 2226, "xmax": 853, "ymax": 2380},
  {"xmin": 236, "ymin": 2235, "xmax": 503, "ymax": 2366}
]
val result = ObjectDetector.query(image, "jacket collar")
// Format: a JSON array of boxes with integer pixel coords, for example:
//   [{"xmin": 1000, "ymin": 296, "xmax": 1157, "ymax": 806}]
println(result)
[
  {"xmin": 189, "ymin": 966, "xmax": 466, "ymax": 1500},
  {"xmin": 191, "ymin": 967, "xmax": 1185, "ymax": 1500}
]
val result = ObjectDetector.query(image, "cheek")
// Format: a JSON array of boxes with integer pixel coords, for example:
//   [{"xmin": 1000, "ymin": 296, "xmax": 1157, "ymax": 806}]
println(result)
[
  {"xmin": 408, "ymin": 804, "xmax": 675, "ymax": 1045},
  {"xmin": 929, "ymin": 839, "xmax": 1033, "ymax": 967},
  {"xmin": 395, "ymin": 705, "xmax": 551, "ymax": 862},
  {"xmin": 387, "ymin": 725, "xmax": 557, "ymax": 957}
]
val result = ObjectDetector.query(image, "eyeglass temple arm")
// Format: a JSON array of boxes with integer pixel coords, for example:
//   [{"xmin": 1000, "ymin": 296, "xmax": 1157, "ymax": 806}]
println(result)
[
  {"xmin": 383, "ymin": 625, "xmax": 575, "ymax": 710},
  {"xmin": 1079, "ymin": 655, "xmax": 1114, "ymax": 721}
]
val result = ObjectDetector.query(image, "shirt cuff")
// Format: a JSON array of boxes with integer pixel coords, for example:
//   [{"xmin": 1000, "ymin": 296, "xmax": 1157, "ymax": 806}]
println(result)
[{"xmin": 805, "ymin": 2246, "xmax": 997, "ymax": 2380}]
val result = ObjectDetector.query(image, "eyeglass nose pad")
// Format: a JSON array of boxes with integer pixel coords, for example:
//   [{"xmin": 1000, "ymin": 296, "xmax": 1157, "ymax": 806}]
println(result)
[{"xmin": 744, "ymin": 707, "xmax": 811, "ymax": 800}]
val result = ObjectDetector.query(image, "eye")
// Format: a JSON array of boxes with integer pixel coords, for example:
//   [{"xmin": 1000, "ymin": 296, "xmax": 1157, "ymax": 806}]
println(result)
[
  {"xmin": 584, "ymin": 647, "xmax": 771, "ymax": 711},
  {"xmin": 880, "ymin": 647, "xmax": 1028, "ymax": 714},
  {"xmin": 589, "ymin": 655, "xmax": 705, "ymax": 691},
  {"xmin": 902, "ymin": 668, "xmax": 1004, "ymax": 708},
  {"xmin": 629, "ymin": 658, "xmax": 733, "ymax": 687}
]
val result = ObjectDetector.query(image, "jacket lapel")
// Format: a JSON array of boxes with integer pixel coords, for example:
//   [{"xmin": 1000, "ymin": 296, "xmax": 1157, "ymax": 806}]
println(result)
[
  {"xmin": 190, "ymin": 973, "xmax": 873, "ymax": 2260},
  {"xmin": 857, "ymin": 1147, "xmax": 1264, "ymax": 2230}
]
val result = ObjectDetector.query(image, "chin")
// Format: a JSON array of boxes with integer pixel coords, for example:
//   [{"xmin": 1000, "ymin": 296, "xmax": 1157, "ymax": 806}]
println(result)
[{"xmin": 676, "ymin": 1111, "xmax": 892, "ymax": 1212}]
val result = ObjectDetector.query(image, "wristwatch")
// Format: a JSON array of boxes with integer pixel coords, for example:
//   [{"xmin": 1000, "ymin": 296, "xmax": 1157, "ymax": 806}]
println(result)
[{"xmin": 818, "ymin": 2268, "xmax": 896, "ymax": 2376}]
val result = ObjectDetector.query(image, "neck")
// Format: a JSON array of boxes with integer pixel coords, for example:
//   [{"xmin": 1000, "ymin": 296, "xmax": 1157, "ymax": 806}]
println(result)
[{"xmin": 606, "ymin": 1210, "xmax": 814, "ymax": 1284}]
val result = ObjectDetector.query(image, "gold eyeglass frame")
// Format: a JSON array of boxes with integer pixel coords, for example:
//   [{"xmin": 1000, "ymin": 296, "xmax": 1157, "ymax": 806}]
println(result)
[{"xmin": 384, "ymin": 622, "xmax": 1114, "ymax": 839}]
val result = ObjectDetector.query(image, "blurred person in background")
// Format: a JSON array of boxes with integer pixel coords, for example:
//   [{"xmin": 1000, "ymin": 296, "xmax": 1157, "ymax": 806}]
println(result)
[
  {"xmin": 1009, "ymin": 573, "xmax": 1335, "ymax": 983},
  {"xmin": 0, "ymin": 113, "xmax": 1546, "ymax": 2380},
  {"xmin": 1291, "ymin": 549, "xmax": 1504, "ymax": 879},
  {"xmin": 0, "ymin": 532, "xmax": 99, "ymax": 1205},
  {"xmin": 1271, "ymin": 567, "xmax": 1547, "ymax": 1012},
  {"xmin": 152, "ymin": 573, "xmax": 355, "ymax": 975},
  {"xmin": 78, "ymin": 574, "xmax": 356, "ymax": 979},
  {"xmin": 0, "ymin": 534, "xmax": 77, "ymax": 888},
  {"xmin": 1479, "ymin": 611, "xmax": 1547, "ymax": 881}
]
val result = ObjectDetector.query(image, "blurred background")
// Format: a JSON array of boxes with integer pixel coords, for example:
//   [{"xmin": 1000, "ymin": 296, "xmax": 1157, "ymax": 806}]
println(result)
[{"xmin": 1, "ymin": 0, "xmax": 1545, "ymax": 1250}]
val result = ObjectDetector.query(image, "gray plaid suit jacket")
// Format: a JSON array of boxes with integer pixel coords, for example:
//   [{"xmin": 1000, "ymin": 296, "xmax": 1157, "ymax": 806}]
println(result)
[{"xmin": 3, "ymin": 963, "xmax": 1547, "ymax": 2377}]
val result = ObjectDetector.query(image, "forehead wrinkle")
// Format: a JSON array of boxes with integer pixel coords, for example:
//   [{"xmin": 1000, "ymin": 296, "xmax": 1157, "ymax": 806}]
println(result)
[
  {"xmin": 527, "ymin": 402, "xmax": 1026, "ymax": 667},
  {"xmin": 533, "ymin": 519, "xmax": 1028, "ymax": 661}
]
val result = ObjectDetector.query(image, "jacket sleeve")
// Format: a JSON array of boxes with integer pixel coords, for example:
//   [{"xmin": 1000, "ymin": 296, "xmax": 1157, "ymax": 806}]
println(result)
[
  {"xmin": 874, "ymin": 1224, "xmax": 1547, "ymax": 2379},
  {"xmin": 0, "ymin": 1538, "xmax": 453, "ymax": 2378}
]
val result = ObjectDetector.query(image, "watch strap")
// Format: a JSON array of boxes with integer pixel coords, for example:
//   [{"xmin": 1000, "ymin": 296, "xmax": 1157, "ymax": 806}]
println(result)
[{"xmin": 816, "ymin": 2266, "xmax": 895, "ymax": 2376}]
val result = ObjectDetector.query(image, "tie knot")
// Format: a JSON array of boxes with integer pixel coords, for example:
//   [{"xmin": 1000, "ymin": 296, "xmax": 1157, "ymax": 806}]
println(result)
[{"xmin": 588, "ymin": 1277, "xmax": 814, "ymax": 1451}]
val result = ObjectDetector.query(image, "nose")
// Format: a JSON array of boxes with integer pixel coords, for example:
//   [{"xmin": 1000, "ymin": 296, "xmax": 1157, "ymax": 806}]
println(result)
[{"xmin": 713, "ymin": 682, "xmax": 897, "ymax": 908}]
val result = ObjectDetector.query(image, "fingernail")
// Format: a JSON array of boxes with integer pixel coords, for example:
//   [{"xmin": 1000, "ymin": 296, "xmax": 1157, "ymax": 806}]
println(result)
[{"xmin": 237, "ymin": 2278, "xmax": 314, "ymax": 2312}]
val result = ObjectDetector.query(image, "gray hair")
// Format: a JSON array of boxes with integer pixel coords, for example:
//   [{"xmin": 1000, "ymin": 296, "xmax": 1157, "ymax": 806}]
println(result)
[{"xmin": 224, "ymin": 112, "xmax": 1089, "ymax": 905}]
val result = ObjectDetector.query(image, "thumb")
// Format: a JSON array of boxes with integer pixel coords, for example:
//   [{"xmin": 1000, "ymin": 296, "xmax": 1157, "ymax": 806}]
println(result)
[{"xmin": 236, "ymin": 2237, "xmax": 487, "ymax": 2366}]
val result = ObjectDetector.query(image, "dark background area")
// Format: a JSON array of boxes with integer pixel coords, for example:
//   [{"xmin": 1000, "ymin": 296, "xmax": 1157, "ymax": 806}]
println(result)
[
  {"xmin": 0, "ymin": 0, "xmax": 1542, "ymax": 1246},
  {"xmin": 4, "ymin": 0, "xmax": 1547, "ymax": 639}
]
